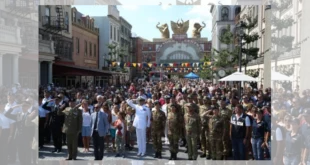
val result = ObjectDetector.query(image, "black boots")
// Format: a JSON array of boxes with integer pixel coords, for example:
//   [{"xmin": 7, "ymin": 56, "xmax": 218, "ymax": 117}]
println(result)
[
  {"xmin": 173, "ymin": 153, "xmax": 177, "ymax": 160},
  {"xmin": 200, "ymin": 153, "xmax": 206, "ymax": 158},
  {"xmin": 154, "ymin": 152, "xmax": 158, "ymax": 158},
  {"xmin": 169, "ymin": 152, "xmax": 173, "ymax": 160},
  {"xmin": 206, "ymin": 155, "xmax": 211, "ymax": 160},
  {"xmin": 169, "ymin": 152, "xmax": 177, "ymax": 160},
  {"xmin": 154, "ymin": 152, "xmax": 162, "ymax": 159}
]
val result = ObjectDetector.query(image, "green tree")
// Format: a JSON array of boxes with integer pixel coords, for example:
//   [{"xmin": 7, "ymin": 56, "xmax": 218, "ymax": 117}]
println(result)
[
  {"xmin": 106, "ymin": 43, "xmax": 129, "ymax": 73},
  {"xmin": 212, "ymin": 24, "xmax": 239, "ymax": 78},
  {"xmin": 198, "ymin": 54, "xmax": 213, "ymax": 79},
  {"xmin": 270, "ymin": 0, "xmax": 295, "ymax": 71},
  {"xmin": 240, "ymin": 15, "xmax": 260, "ymax": 72}
]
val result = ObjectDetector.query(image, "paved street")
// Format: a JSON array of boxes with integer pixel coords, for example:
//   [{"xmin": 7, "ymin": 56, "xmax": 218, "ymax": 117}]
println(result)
[{"xmin": 39, "ymin": 138, "xmax": 232, "ymax": 161}]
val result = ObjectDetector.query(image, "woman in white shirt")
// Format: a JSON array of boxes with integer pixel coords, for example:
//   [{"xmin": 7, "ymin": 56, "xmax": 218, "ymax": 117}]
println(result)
[{"xmin": 81, "ymin": 100, "xmax": 92, "ymax": 153}]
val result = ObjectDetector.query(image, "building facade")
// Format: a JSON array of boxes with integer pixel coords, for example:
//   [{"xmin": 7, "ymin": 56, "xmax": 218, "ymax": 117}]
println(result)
[
  {"xmin": 131, "ymin": 37, "xmax": 144, "ymax": 77},
  {"xmin": 240, "ymin": 0, "xmax": 302, "ymax": 90},
  {"xmin": 72, "ymin": 7, "xmax": 99, "ymax": 69}
]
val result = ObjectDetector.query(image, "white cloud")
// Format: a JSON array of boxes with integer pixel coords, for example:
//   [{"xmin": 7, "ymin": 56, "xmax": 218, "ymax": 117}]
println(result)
[
  {"xmin": 161, "ymin": 4, "xmax": 172, "ymax": 10},
  {"xmin": 121, "ymin": 5, "xmax": 139, "ymax": 11}
]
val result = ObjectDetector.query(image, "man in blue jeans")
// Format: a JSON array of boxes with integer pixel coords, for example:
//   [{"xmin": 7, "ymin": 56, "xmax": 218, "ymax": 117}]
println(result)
[{"xmin": 230, "ymin": 104, "xmax": 251, "ymax": 160}]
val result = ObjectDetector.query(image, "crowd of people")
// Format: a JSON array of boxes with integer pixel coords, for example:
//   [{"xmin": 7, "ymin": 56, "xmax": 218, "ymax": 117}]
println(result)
[{"xmin": 0, "ymin": 78, "xmax": 309, "ymax": 164}]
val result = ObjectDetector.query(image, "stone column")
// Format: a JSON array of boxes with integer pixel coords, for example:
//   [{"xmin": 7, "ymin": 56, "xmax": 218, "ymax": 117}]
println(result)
[
  {"xmin": 39, "ymin": 61, "xmax": 41, "ymax": 85},
  {"xmin": 263, "ymin": 5, "xmax": 271, "ymax": 88},
  {"xmin": 0, "ymin": 53, "xmax": 3, "ymax": 86},
  {"xmin": 300, "ymin": 0, "xmax": 310, "ymax": 91},
  {"xmin": 13, "ymin": 54, "xmax": 20, "ymax": 84},
  {"xmin": 48, "ymin": 61, "xmax": 53, "ymax": 84}
]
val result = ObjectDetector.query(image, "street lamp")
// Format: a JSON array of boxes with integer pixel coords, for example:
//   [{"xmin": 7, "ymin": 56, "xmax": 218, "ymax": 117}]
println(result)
[{"xmin": 237, "ymin": 21, "xmax": 244, "ymax": 97}]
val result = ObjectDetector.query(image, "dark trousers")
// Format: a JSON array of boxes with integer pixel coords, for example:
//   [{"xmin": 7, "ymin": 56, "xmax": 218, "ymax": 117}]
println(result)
[
  {"xmin": 0, "ymin": 129, "xmax": 10, "ymax": 165},
  {"xmin": 232, "ymin": 138, "xmax": 246, "ymax": 160},
  {"xmin": 17, "ymin": 136, "xmax": 32, "ymax": 165},
  {"xmin": 44, "ymin": 118, "xmax": 52, "ymax": 143},
  {"xmin": 51, "ymin": 126, "xmax": 63, "ymax": 150},
  {"xmin": 39, "ymin": 118, "xmax": 46, "ymax": 147},
  {"xmin": 92, "ymin": 131, "xmax": 105, "ymax": 160},
  {"xmin": 8, "ymin": 135, "xmax": 17, "ymax": 162},
  {"xmin": 66, "ymin": 133, "xmax": 78, "ymax": 159},
  {"xmin": 63, "ymin": 133, "xmax": 66, "ymax": 144}
]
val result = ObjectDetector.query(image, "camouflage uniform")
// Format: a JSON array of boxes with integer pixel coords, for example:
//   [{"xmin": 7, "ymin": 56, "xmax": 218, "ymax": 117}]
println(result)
[
  {"xmin": 184, "ymin": 104, "xmax": 201, "ymax": 160},
  {"xmin": 167, "ymin": 108, "xmax": 182, "ymax": 158},
  {"xmin": 151, "ymin": 109, "xmax": 166, "ymax": 153},
  {"xmin": 209, "ymin": 113, "xmax": 224, "ymax": 160},
  {"xmin": 199, "ymin": 97, "xmax": 211, "ymax": 158},
  {"xmin": 220, "ymin": 106, "xmax": 232, "ymax": 157}
]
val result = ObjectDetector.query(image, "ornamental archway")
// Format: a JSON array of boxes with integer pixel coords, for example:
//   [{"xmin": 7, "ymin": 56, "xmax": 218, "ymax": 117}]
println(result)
[{"xmin": 156, "ymin": 40, "xmax": 203, "ymax": 64}]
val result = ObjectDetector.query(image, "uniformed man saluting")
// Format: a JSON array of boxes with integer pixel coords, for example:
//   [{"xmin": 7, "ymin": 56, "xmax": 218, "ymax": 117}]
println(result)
[
  {"xmin": 58, "ymin": 98, "xmax": 82, "ymax": 160},
  {"xmin": 5, "ymin": 101, "xmax": 32, "ymax": 165}
]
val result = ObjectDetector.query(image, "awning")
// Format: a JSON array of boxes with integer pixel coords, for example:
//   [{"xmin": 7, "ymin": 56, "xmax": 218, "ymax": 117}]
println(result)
[{"xmin": 53, "ymin": 63, "xmax": 115, "ymax": 76}]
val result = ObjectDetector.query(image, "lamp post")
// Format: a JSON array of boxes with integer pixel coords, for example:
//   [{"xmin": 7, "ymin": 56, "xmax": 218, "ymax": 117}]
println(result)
[{"xmin": 238, "ymin": 21, "xmax": 244, "ymax": 97}]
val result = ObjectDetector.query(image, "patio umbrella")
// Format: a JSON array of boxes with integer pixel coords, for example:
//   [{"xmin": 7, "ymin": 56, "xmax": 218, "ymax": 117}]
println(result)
[
  {"xmin": 184, "ymin": 72, "xmax": 199, "ymax": 79},
  {"xmin": 219, "ymin": 71, "xmax": 257, "ymax": 81},
  {"xmin": 271, "ymin": 71, "xmax": 292, "ymax": 81}
]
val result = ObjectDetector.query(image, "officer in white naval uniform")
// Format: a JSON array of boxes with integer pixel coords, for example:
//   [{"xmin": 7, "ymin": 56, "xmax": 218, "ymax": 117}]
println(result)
[{"xmin": 126, "ymin": 96, "xmax": 151, "ymax": 156}]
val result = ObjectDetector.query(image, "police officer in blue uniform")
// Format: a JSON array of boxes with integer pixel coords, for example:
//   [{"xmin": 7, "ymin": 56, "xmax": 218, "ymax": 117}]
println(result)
[
  {"xmin": 284, "ymin": 118, "xmax": 305, "ymax": 165},
  {"xmin": 230, "ymin": 104, "xmax": 251, "ymax": 160},
  {"xmin": 251, "ymin": 110, "xmax": 268, "ymax": 165}
]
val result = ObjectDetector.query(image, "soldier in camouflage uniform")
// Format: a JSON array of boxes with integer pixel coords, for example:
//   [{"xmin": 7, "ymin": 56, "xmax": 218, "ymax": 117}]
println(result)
[
  {"xmin": 151, "ymin": 100, "xmax": 166, "ymax": 158},
  {"xmin": 199, "ymin": 96, "xmax": 211, "ymax": 158},
  {"xmin": 184, "ymin": 103, "xmax": 201, "ymax": 160},
  {"xmin": 179, "ymin": 91, "xmax": 188, "ymax": 147},
  {"xmin": 219, "ymin": 97, "xmax": 232, "ymax": 159},
  {"xmin": 209, "ymin": 106, "xmax": 224, "ymax": 160},
  {"xmin": 167, "ymin": 104, "xmax": 183, "ymax": 160},
  {"xmin": 211, "ymin": 97, "xmax": 219, "ymax": 108}
]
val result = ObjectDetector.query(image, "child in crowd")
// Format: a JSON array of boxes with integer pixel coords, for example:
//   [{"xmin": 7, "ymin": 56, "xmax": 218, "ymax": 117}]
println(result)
[{"xmin": 114, "ymin": 111, "xmax": 126, "ymax": 158}]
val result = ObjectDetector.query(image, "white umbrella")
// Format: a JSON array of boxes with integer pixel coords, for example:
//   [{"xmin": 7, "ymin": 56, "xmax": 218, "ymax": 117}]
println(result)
[
  {"xmin": 219, "ymin": 71, "xmax": 257, "ymax": 81},
  {"xmin": 271, "ymin": 71, "xmax": 292, "ymax": 81}
]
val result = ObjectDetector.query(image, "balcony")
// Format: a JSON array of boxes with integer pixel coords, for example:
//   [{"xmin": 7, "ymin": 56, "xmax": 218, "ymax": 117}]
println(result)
[
  {"xmin": 0, "ymin": 23, "xmax": 21, "ymax": 44},
  {"xmin": 42, "ymin": 16, "xmax": 66, "ymax": 32},
  {"xmin": 5, "ymin": 0, "xmax": 39, "ymax": 15},
  {"xmin": 39, "ymin": 38, "xmax": 55, "ymax": 54}
]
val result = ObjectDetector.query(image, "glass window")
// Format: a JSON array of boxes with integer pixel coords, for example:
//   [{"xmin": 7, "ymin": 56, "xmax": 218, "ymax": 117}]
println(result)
[
  {"xmin": 76, "ymin": 38, "xmax": 79, "ymax": 53},
  {"xmin": 85, "ymin": 40, "xmax": 87, "ymax": 56},
  {"xmin": 94, "ymin": 44, "xmax": 96, "ymax": 57},
  {"xmin": 221, "ymin": 7, "xmax": 229, "ymax": 21},
  {"xmin": 90, "ymin": 42, "xmax": 92, "ymax": 56},
  {"xmin": 110, "ymin": 25, "xmax": 113, "ymax": 39}
]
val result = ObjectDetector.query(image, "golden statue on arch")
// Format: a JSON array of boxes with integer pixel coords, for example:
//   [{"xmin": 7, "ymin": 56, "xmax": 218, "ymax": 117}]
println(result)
[
  {"xmin": 192, "ymin": 22, "xmax": 206, "ymax": 38},
  {"xmin": 171, "ymin": 19, "xmax": 189, "ymax": 35},
  {"xmin": 156, "ymin": 22, "xmax": 170, "ymax": 39}
]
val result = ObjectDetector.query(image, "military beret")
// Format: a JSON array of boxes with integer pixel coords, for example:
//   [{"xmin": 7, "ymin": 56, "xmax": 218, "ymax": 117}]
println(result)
[{"xmin": 164, "ymin": 95, "xmax": 171, "ymax": 99}]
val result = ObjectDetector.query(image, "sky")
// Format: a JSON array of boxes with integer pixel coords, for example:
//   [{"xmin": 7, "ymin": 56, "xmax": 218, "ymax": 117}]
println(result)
[{"xmin": 73, "ymin": 5, "xmax": 215, "ymax": 41}]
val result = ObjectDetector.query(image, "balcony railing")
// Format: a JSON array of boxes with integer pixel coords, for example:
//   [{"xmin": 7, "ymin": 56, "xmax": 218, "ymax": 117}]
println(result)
[
  {"xmin": 5, "ymin": 0, "xmax": 39, "ymax": 12},
  {"xmin": 39, "ymin": 39, "xmax": 55, "ymax": 54},
  {"xmin": 0, "ymin": 23, "xmax": 21, "ymax": 44},
  {"xmin": 42, "ymin": 16, "xmax": 66, "ymax": 31}
]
